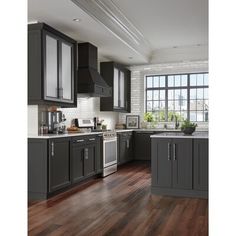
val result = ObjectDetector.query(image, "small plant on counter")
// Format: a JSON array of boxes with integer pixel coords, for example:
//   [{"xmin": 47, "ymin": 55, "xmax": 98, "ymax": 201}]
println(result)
[
  {"xmin": 144, "ymin": 112, "xmax": 154, "ymax": 122},
  {"xmin": 181, "ymin": 119, "xmax": 197, "ymax": 135}
]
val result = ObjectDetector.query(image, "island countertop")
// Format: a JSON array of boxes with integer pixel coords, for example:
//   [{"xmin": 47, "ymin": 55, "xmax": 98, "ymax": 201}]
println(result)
[{"xmin": 150, "ymin": 132, "xmax": 208, "ymax": 139}]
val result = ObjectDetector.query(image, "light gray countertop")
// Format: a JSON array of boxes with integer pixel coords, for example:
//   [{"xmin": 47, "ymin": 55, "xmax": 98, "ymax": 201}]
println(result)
[
  {"xmin": 150, "ymin": 132, "xmax": 208, "ymax": 139},
  {"xmin": 28, "ymin": 129, "xmax": 134, "ymax": 139},
  {"xmin": 28, "ymin": 129, "xmax": 208, "ymax": 139}
]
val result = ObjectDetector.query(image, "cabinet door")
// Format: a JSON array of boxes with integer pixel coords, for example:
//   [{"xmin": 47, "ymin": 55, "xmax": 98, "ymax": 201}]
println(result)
[
  {"xmin": 72, "ymin": 145, "xmax": 85, "ymax": 183},
  {"xmin": 126, "ymin": 134, "xmax": 133, "ymax": 161},
  {"xmin": 194, "ymin": 139, "xmax": 208, "ymax": 191},
  {"xmin": 49, "ymin": 139, "xmax": 71, "ymax": 192},
  {"xmin": 151, "ymin": 138, "xmax": 172, "ymax": 187},
  {"xmin": 95, "ymin": 136, "xmax": 103, "ymax": 173},
  {"xmin": 172, "ymin": 139, "xmax": 192, "ymax": 190},
  {"xmin": 113, "ymin": 68, "xmax": 119, "ymax": 107},
  {"xmin": 84, "ymin": 144, "xmax": 96, "ymax": 177},
  {"xmin": 119, "ymin": 136, "xmax": 128, "ymax": 164},
  {"xmin": 119, "ymin": 70, "xmax": 125, "ymax": 108},
  {"xmin": 60, "ymin": 41, "xmax": 73, "ymax": 102},
  {"xmin": 134, "ymin": 132, "xmax": 154, "ymax": 160},
  {"xmin": 44, "ymin": 33, "xmax": 58, "ymax": 100}
]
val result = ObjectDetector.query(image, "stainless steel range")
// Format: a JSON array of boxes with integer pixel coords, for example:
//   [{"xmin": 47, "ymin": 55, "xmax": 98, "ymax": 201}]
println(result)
[{"xmin": 102, "ymin": 131, "xmax": 117, "ymax": 177}]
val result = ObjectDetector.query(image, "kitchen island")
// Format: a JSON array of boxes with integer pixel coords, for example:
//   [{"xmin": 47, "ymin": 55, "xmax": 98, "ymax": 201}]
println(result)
[{"xmin": 151, "ymin": 132, "xmax": 208, "ymax": 198}]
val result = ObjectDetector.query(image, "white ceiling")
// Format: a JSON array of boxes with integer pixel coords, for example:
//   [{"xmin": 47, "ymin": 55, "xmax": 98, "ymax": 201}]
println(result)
[{"xmin": 28, "ymin": 0, "xmax": 208, "ymax": 65}]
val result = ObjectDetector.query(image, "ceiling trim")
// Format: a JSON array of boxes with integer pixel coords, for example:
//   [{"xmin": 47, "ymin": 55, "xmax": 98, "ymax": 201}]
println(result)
[{"xmin": 71, "ymin": 0, "xmax": 151, "ymax": 62}]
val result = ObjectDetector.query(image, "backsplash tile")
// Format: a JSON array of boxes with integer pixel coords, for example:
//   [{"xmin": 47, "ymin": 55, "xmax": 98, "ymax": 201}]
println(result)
[{"xmin": 59, "ymin": 97, "xmax": 119, "ymax": 129}]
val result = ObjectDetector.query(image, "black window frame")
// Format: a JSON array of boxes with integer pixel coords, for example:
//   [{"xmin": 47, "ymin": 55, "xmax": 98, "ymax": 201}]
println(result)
[{"xmin": 145, "ymin": 72, "xmax": 209, "ymax": 122}]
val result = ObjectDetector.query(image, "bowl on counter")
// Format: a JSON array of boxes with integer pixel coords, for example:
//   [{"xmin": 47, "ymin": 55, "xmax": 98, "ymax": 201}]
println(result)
[{"xmin": 181, "ymin": 127, "xmax": 196, "ymax": 135}]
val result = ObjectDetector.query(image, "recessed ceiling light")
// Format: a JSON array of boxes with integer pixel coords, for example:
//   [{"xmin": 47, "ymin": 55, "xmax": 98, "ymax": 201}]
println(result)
[
  {"xmin": 73, "ymin": 18, "xmax": 81, "ymax": 22},
  {"xmin": 144, "ymin": 67, "xmax": 151, "ymax": 70}
]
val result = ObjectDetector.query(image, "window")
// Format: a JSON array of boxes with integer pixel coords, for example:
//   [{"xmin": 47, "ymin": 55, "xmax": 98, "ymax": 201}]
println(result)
[{"xmin": 145, "ymin": 73, "xmax": 209, "ymax": 122}]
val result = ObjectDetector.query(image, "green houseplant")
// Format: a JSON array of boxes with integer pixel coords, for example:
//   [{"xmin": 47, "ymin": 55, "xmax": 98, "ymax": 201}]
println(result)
[
  {"xmin": 144, "ymin": 112, "xmax": 154, "ymax": 128},
  {"xmin": 181, "ymin": 119, "xmax": 197, "ymax": 135}
]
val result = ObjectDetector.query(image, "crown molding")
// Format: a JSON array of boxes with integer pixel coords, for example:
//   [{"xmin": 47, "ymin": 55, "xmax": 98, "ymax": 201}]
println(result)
[{"xmin": 71, "ymin": 0, "xmax": 151, "ymax": 62}]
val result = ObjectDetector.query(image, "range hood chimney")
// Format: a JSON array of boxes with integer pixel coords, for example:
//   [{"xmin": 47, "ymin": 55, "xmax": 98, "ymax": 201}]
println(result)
[{"xmin": 77, "ymin": 43, "xmax": 111, "ymax": 97}]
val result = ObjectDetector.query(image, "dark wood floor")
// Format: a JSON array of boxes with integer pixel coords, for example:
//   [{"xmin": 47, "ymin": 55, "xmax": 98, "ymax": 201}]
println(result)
[{"xmin": 28, "ymin": 161, "xmax": 208, "ymax": 236}]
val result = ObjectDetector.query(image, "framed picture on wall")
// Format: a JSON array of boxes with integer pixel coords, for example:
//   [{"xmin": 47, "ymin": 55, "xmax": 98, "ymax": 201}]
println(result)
[{"xmin": 126, "ymin": 115, "xmax": 140, "ymax": 129}]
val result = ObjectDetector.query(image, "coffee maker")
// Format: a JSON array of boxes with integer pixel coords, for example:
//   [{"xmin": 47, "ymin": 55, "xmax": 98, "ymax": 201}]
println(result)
[{"xmin": 44, "ymin": 111, "xmax": 66, "ymax": 134}]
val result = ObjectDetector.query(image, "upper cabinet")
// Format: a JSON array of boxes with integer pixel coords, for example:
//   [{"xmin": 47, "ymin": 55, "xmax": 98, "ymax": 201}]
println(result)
[
  {"xmin": 100, "ymin": 62, "xmax": 131, "ymax": 112},
  {"xmin": 28, "ymin": 23, "xmax": 77, "ymax": 107}
]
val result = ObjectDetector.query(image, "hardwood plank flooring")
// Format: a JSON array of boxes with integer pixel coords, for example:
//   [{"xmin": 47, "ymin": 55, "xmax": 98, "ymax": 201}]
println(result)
[{"xmin": 28, "ymin": 161, "xmax": 208, "ymax": 236}]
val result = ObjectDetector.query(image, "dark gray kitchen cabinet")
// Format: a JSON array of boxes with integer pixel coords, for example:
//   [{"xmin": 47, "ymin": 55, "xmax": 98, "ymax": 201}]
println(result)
[
  {"xmin": 151, "ymin": 137, "xmax": 208, "ymax": 198},
  {"xmin": 134, "ymin": 131, "xmax": 155, "ymax": 160},
  {"xmin": 117, "ymin": 132, "xmax": 133, "ymax": 165},
  {"xmin": 28, "ymin": 134, "xmax": 102, "ymax": 200},
  {"xmin": 152, "ymin": 138, "xmax": 172, "ymax": 188},
  {"xmin": 49, "ymin": 138, "xmax": 71, "ymax": 193},
  {"xmin": 194, "ymin": 139, "xmax": 208, "ymax": 191},
  {"xmin": 72, "ymin": 142, "xmax": 85, "ymax": 183},
  {"xmin": 172, "ymin": 138, "xmax": 192, "ymax": 190},
  {"xmin": 28, "ymin": 137, "xmax": 71, "ymax": 200},
  {"xmin": 84, "ymin": 143, "xmax": 96, "ymax": 177},
  {"xmin": 151, "ymin": 138, "xmax": 193, "ymax": 191},
  {"xmin": 100, "ymin": 62, "xmax": 131, "ymax": 112},
  {"xmin": 28, "ymin": 23, "xmax": 77, "ymax": 107},
  {"xmin": 71, "ymin": 135, "xmax": 100, "ymax": 184}
]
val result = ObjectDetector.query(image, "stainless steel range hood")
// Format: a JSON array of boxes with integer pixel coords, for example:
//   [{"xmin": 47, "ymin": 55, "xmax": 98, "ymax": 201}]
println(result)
[{"xmin": 77, "ymin": 43, "xmax": 111, "ymax": 97}]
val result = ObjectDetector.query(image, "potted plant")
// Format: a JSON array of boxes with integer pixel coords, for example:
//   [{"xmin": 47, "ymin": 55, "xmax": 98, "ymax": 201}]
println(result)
[
  {"xmin": 181, "ymin": 119, "xmax": 197, "ymax": 135},
  {"xmin": 144, "ymin": 112, "xmax": 154, "ymax": 128}
]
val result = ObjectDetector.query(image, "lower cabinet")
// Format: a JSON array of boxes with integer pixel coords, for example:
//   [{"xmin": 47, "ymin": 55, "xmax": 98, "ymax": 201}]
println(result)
[
  {"xmin": 134, "ymin": 131, "xmax": 161, "ymax": 160},
  {"xmin": 151, "ymin": 138, "xmax": 208, "ymax": 198},
  {"xmin": 194, "ymin": 139, "xmax": 208, "ymax": 191},
  {"xmin": 117, "ymin": 132, "xmax": 133, "ymax": 165},
  {"xmin": 71, "ymin": 136, "xmax": 99, "ymax": 184},
  {"xmin": 49, "ymin": 138, "xmax": 71, "ymax": 193},
  {"xmin": 28, "ymin": 135, "xmax": 102, "ymax": 200},
  {"xmin": 152, "ymin": 138, "xmax": 192, "ymax": 190}
]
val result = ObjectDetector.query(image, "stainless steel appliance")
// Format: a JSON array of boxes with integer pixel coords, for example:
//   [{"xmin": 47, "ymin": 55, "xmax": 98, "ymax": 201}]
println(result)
[
  {"xmin": 74, "ymin": 118, "xmax": 94, "ymax": 128},
  {"xmin": 102, "ymin": 131, "xmax": 117, "ymax": 177},
  {"xmin": 45, "ymin": 111, "xmax": 66, "ymax": 134}
]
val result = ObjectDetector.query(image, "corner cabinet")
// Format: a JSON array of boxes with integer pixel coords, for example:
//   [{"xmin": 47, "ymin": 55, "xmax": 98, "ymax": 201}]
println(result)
[
  {"xmin": 117, "ymin": 131, "xmax": 133, "ymax": 165},
  {"xmin": 100, "ymin": 62, "xmax": 131, "ymax": 112},
  {"xmin": 28, "ymin": 23, "xmax": 77, "ymax": 107}
]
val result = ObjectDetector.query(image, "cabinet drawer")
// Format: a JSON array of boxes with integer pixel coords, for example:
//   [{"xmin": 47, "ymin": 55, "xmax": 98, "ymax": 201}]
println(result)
[{"xmin": 72, "ymin": 137, "xmax": 87, "ymax": 145}]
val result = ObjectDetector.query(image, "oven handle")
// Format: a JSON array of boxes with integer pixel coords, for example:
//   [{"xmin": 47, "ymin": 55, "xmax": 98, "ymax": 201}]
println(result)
[{"xmin": 103, "ymin": 137, "xmax": 117, "ymax": 142}]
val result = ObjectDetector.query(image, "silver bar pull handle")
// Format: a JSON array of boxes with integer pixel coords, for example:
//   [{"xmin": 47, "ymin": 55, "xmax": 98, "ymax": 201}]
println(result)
[
  {"xmin": 126, "ymin": 139, "xmax": 129, "ymax": 149},
  {"xmin": 84, "ymin": 148, "xmax": 89, "ymax": 160},
  {"xmin": 173, "ymin": 143, "xmax": 176, "ymax": 160},
  {"xmin": 76, "ymin": 139, "xmax": 84, "ymax": 143},
  {"xmin": 89, "ymin": 138, "xmax": 95, "ymax": 141},
  {"xmin": 51, "ymin": 142, "xmax": 54, "ymax": 157},
  {"xmin": 167, "ymin": 143, "xmax": 171, "ymax": 161}
]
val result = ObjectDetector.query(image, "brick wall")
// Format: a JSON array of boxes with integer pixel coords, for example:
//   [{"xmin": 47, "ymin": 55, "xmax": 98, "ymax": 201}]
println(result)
[{"xmin": 119, "ymin": 60, "xmax": 209, "ymax": 127}]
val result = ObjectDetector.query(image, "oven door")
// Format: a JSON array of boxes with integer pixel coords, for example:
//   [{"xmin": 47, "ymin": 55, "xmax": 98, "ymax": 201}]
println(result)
[{"xmin": 103, "ymin": 137, "xmax": 117, "ymax": 167}]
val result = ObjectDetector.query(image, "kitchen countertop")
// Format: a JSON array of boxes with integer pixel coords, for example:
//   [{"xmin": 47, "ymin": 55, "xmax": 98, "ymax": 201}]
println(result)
[
  {"xmin": 150, "ymin": 132, "xmax": 208, "ymax": 139},
  {"xmin": 28, "ymin": 129, "xmax": 134, "ymax": 139},
  {"xmin": 28, "ymin": 129, "xmax": 208, "ymax": 139}
]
